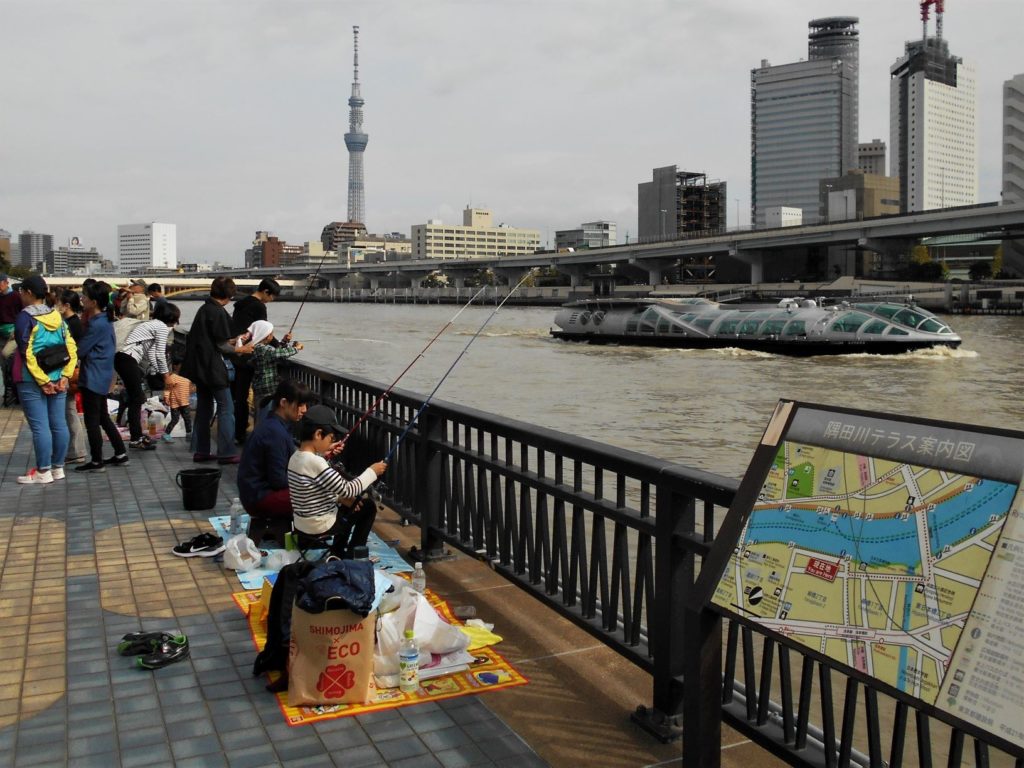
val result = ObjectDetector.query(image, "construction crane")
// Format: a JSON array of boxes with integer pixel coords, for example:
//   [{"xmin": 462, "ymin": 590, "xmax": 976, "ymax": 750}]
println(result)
[{"xmin": 920, "ymin": 0, "xmax": 945, "ymax": 42}]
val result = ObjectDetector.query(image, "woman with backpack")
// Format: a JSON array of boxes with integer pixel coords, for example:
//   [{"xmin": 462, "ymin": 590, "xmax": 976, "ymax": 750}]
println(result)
[
  {"xmin": 75, "ymin": 282, "xmax": 128, "ymax": 472},
  {"xmin": 11, "ymin": 274, "xmax": 78, "ymax": 484},
  {"xmin": 114, "ymin": 301, "xmax": 180, "ymax": 450}
]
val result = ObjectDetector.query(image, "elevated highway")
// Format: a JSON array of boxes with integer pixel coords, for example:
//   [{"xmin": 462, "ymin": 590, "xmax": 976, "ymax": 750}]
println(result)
[{"xmin": 41, "ymin": 276, "xmax": 303, "ymax": 299}]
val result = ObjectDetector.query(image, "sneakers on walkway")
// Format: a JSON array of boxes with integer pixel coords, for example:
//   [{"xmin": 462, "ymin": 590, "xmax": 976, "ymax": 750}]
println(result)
[
  {"xmin": 171, "ymin": 532, "xmax": 225, "ymax": 558},
  {"xmin": 136, "ymin": 637, "xmax": 191, "ymax": 670},
  {"xmin": 117, "ymin": 631, "xmax": 187, "ymax": 656},
  {"xmin": 130, "ymin": 437, "xmax": 157, "ymax": 451},
  {"xmin": 51, "ymin": 467, "xmax": 65, "ymax": 480},
  {"xmin": 103, "ymin": 454, "xmax": 130, "ymax": 466},
  {"xmin": 75, "ymin": 461, "xmax": 106, "ymax": 473},
  {"xmin": 17, "ymin": 469, "xmax": 54, "ymax": 484},
  {"xmin": 160, "ymin": 433, "xmax": 173, "ymax": 443}
]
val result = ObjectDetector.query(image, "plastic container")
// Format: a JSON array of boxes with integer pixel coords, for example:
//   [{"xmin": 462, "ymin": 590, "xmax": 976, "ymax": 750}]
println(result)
[
  {"xmin": 398, "ymin": 629, "xmax": 419, "ymax": 693},
  {"xmin": 147, "ymin": 411, "xmax": 161, "ymax": 437},
  {"xmin": 411, "ymin": 562, "xmax": 426, "ymax": 594},
  {"xmin": 228, "ymin": 497, "xmax": 243, "ymax": 535},
  {"xmin": 175, "ymin": 468, "xmax": 221, "ymax": 511}
]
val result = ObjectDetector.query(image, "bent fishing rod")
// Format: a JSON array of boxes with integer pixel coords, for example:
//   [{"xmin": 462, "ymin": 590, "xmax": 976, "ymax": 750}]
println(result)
[
  {"xmin": 286, "ymin": 247, "xmax": 331, "ymax": 340},
  {"xmin": 383, "ymin": 269, "xmax": 537, "ymax": 463},
  {"xmin": 332, "ymin": 284, "xmax": 489, "ymax": 453}
]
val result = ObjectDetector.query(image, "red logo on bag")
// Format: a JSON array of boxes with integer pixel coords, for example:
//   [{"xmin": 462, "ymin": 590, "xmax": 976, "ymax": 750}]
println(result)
[{"xmin": 316, "ymin": 663, "xmax": 356, "ymax": 698}]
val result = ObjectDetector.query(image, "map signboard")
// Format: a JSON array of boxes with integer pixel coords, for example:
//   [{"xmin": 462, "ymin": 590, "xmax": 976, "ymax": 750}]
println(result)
[{"xmin": 711, "ymin": 401, "xmax": 1024, "ymax": 752}]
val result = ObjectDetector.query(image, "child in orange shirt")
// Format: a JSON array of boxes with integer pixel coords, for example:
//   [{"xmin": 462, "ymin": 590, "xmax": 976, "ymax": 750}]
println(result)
[{"xmin": 161, "ymin": 362, "xmax": 193, "ymax": 442}]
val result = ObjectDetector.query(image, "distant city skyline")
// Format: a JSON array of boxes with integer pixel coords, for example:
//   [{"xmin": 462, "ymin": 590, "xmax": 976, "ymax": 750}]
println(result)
[{"xmin": 2, "ymin": 0, "xmax": 1019, "ymax": 266}]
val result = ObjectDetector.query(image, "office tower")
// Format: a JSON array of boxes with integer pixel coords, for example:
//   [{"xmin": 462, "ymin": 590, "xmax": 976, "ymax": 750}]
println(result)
[
  {"xmin": 344, "ymin": 26, "xmax": 368, "ymax": 225},
  {"xmin": 1004, "ymin": 73, "xmax": 1024, "ymax": 205},
  {"xmin": 555, "ymin": 221, "xmax": 617, "ymax": 251},
  {"xmin": 889, "ymin": 4, "xmax": 977, "ymax": 211},
  {"xmin": 858, "ymin": 140, "xmax": 887, "ymax": 176},
  {"xmin": 751, "ymin": 17, "xmax": 859, "ymax": 228},
  {"xmin": 18, "ymin": 231, "xmax": 53, "ymax": 270},
  {"xmin": 117, "ymin": 223, "xmax": 177, "ymax": 273},
  {"xmin": 638, "ymin": 167, "xmax": 726, "ymax": 239}
]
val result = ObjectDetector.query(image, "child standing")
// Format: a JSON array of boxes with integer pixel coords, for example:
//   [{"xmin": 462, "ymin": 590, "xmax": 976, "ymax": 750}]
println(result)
[
  {"xmin": 162, "ymin": 361, "xmax": 193, "ymax": 443},
  {"xmin": 240, "ymin": 320, "xmax": 303, "ymax": 411}
]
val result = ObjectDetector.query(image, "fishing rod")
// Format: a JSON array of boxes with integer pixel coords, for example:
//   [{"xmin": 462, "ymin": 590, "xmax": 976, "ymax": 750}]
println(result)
[
  {"xmin": 383, "ymin": 269, "xmax": 536, "ymax": 463},
  {"xmin": 286, "ymin": 247, "xmax": 331, "ymax": 340},
  {"xmin": 332, "ymin": 284, "xmax": 489, "ymax": 453}
]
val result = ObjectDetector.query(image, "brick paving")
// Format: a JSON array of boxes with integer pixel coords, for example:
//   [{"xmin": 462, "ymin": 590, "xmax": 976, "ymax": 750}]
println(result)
[{"xmin": 0, "ymin": 407, "xmax": 547, "ymax": 768}]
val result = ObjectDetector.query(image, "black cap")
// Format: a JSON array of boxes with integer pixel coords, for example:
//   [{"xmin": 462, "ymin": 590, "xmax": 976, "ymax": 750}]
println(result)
[
  {"xmin": 301, "ymin": 405, "xmax": 345, "ymax": 436},
  {"xmin": 20, "ymin": 274, "xmax": 47, "ymax": 298}
]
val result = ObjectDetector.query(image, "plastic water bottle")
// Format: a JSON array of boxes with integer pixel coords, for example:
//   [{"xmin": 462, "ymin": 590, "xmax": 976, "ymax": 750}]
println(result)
[
  {"xmin": 228, "ymin": 497, "xmax": 243, "ymax": 535},
  {"xmin": 147, "ymin": 411, "xmax": 161, "ymax": 437},
  {"xmin": 411, "ymin": 562, "xmax": 426, "ymax": 594},
  {"xmin": 398, "ymin": 629, "xmax": 419, "ymax": 693}
]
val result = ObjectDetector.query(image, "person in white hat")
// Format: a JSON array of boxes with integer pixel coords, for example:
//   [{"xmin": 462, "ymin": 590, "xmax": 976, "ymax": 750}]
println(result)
[{"xmin": 237, "ymin": 321, "xmax": 304, "ymax": 423}]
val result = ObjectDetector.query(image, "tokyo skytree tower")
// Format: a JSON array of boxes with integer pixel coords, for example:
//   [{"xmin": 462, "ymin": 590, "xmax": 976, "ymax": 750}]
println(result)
[{"xmin": 344, "ymin": 25, "xmax": 368, "ymax": 224}]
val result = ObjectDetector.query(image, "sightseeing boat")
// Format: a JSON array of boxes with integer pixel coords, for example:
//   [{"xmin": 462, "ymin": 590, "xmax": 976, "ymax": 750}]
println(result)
[{"xmin": 550, "ymin": 297, "xmax": 962, "ymax": 356}]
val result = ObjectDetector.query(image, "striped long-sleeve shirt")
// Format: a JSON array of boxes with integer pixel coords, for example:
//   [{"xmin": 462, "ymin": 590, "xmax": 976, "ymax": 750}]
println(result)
[
  {"xmin": 288, "ymin": 450, "xmax": 379, "ymax": 535},
  {"xmin": 121, "ymin": 320, "xmax": 170, "ymax": 375}
]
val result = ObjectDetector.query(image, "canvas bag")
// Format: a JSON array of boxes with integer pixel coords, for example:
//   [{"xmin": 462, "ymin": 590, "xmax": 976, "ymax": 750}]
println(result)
[{"xmin": 288, "ymin": 600, "xmax": 375, "ymax": 706}]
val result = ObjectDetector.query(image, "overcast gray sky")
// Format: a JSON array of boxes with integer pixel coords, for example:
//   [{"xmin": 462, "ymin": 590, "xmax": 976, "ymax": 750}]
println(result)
[{"xmin": 2, "ymin": 0, "xmax": 1020, "ymax": 266}]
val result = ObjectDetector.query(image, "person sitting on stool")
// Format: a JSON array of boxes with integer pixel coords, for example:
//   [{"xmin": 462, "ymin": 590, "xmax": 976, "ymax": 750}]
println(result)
[
  {"xmin": 237, "ymin": 378, "xmax": 316, "ymax": 523},
  {"xmin": 288, "ymin": 404, "xmax": 387, "ymax": 558}
]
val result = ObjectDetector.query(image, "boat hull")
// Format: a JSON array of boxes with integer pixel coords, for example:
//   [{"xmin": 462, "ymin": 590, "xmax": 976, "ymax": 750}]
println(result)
[{"xmin": 550, "ymin": 329, "xmax": 961, "ymax": 356}]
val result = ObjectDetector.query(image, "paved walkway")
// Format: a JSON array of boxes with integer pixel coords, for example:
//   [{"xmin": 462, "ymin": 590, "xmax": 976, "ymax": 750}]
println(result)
[{"xmin": 0, "ymin": 407, "xmax": 781, "ymax": 768}]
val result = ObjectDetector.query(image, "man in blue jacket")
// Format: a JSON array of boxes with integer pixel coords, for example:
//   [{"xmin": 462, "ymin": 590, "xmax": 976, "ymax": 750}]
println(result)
[{"xmin": 237, "ymin": 378, "xmax": 315, "ymax": 519}]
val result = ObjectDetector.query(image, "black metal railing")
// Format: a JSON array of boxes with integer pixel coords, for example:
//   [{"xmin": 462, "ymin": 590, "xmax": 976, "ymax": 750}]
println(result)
[{"xmin": 202, "ymin": 340, "xmax": 1022, "ymax": 768}]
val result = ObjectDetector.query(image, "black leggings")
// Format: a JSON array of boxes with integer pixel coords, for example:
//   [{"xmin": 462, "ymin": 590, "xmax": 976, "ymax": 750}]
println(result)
[
  {"xmin": 165, "ymin": 406, "xmax": 192, "ymax": 435},
  {"xmin": 81, "ymin": 388, "xmax": 126, "ymax": 462},
  {"xmin": 114, "ymin": 352, "xmax": 145, "ymax": 441},
  {"xmin": 327, "ymin": 497, "xmax": 378, "ymax": 556}
]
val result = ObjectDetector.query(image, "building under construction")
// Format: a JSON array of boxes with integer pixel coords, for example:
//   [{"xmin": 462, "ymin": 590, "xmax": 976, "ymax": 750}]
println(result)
[{"xmin": 637, "ymin": 166, "xmax": 727, "ymax": 240}]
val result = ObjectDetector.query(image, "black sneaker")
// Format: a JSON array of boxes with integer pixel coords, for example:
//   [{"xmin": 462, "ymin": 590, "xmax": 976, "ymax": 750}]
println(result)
[
  {"xmin": 129, "ymin": 438, "xmax": 157, "ymax": 451},
  {"xmin": 117, "ymin": 631, "xmax": 187, "ymax": 656},
  {"xmin": 74, "ymin": 461, "xmax": 106, "ymax": 473},
  {"xmin": 136, "ymin": 637, "xmax": 191, "ymax": 669},
  {"xmin": 171, "ymin": 532, "xmax": 225, "ymax": 558},
  {"xmin": 103, "ymin": 454, "xmax": 130, "ymax": 466}
]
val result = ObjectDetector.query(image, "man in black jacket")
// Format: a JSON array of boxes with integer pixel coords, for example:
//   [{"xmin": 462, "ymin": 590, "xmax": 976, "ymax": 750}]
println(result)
[
  {"xmin": 231, "ymin": 278, "xmax": 287, "ymax": 445},
  {"xmin": 181, "ymin": 277, "xmax": 254, "ymax": 463}
]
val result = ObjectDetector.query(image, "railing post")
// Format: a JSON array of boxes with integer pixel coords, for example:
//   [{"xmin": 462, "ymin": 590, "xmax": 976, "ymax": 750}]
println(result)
[
  {"xmin": 682, "ymin": 605, "xmax": 722, "ymax": 768},
  {"xmin": 409, "ymin": 408, "xmax": 451, "ymax": 562},
  {"xmin": 632, "ymin": 484, "xmax": 687, "ymax": 743}
]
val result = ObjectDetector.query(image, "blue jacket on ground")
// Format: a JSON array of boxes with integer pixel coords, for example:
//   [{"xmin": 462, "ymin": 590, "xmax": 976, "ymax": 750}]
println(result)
[
  {"xmin": 76, "ymin": 313, "xmax": 117, "ymax": 396},
  {"xmin": 237, "ymin": 411, "xmax": 295, "ymax": 511}
]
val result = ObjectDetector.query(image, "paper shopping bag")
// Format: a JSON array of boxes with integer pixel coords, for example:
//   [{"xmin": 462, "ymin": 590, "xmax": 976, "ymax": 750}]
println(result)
[{"xmin": 287, "ymin": 600, "xmax": 375, "ymax": 706}]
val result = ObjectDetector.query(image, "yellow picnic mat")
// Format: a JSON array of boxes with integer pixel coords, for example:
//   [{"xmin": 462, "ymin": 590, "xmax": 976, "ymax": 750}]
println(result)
[{"xmin": 232, "ymin": 587, "xmax": 528, "ymax": 726}]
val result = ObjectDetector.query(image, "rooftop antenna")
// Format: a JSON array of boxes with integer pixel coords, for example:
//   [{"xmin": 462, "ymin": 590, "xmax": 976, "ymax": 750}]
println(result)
[{"xmin": 919, "ymin": 0, "xmax": 945, "ymax": 43}]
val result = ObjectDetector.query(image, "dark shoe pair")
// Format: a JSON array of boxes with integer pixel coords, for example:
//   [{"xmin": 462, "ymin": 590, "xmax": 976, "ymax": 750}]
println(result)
[
  {"xmin": 104, "ymin": 454, "xmax": 130, "ymax": 466},
  {"xmin": 172, "ymin": 532, "xmax": 225, "ymax": 558},
  {"xmin": 117, "ymin": 631, "xmax": 187, "ymax": 656},
  {"xmin": 75, "ymin": 461, "xmax": 106, "ymax": 473}
]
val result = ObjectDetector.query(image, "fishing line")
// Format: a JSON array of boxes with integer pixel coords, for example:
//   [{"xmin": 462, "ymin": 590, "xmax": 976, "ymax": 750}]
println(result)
[
  {"xmin": 286, "ymin": 247, "xmax": 332, "ymax": 339},
  {"xmin": 332, "ymin": 284, "xmax": 489, "ymax": 453},
  {"xmin": 383, "ymin": 269, "xmax": 536, "ymax": 462}
]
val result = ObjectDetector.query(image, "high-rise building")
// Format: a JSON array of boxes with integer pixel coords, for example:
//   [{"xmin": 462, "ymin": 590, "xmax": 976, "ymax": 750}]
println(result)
[
  {"xmin": 638, "ymin": 167, "xmax": 726, "ymax": 239},
  {"xmin": 117, "ymin": 223, "xmax": 177, "ymax": 273},
  {"xmin": 344, "ymin": 26, "xmax": 368, "ymax": 226},
  {"xmin": 320, "ymin": 221, "xmax": 368, "ymax": 253},
  {"xmin": 751, "ymin": 17, "xmax": 859, "ymax": 229},
  {"xmin": 857, "ymin": 140, "xmax": 887, "ymax": 176},
  {"xmin": 889, "ymin": 6, "xmax": 977, "ymax": 213},
  {"xmin": 411, "ymin": 208, "xmax": 540, "ymax": 260},
  {"xmin": 1004, "ymin": 73, "xmax": 1024, "ymax": 205},
  {"xmin": 555, "ymin": 221, "xmax": 617, "ymax": 251},
  {"xmin": 18, "ymin": 231, "xmax": 53, "ymax": 270}
]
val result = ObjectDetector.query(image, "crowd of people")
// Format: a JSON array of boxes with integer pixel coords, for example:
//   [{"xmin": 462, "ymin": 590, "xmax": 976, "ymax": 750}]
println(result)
[{"xmin": 0, "ymin": 272, "xmax": 385, "ymax": 557}]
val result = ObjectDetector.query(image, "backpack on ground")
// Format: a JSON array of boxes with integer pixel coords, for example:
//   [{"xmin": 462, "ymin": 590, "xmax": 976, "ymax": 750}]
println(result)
[{"xmin": 252, "ymin": 559, "xmax": 316, "ymax": 690}]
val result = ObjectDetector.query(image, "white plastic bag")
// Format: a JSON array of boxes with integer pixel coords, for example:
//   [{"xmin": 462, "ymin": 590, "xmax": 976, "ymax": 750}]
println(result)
[
  {"xmin": 264, "ymin": 549, "xmax": 301, "ymax": 571},
  {"xmin": 223, "ymin": 534, "xmax": 261, "ymax": 571},
  {"xmin": 373, "ymin": 589, "xmax": 470, "ymax": 677}
]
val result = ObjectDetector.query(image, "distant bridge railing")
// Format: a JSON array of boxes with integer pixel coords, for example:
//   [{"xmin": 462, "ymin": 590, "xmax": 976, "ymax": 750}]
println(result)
[{"xmin": 260, "ymin": 352, "xmax": 1023, "ymax": 767}]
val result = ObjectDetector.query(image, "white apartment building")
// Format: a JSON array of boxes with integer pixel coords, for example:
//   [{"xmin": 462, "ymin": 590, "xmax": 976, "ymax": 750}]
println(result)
[
  {"xmin": 411, "ymin": 208, "xmax": 540, "ymax": 260},
  {"xmin": 118, "ymin": 222, "xmax": 177, "ymax": 273},
  {"xmin": 890, "ymin": 39, "xmax": 977, "ymax": 212}
]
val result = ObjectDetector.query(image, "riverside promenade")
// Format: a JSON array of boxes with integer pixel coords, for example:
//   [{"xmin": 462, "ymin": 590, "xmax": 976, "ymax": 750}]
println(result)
[{"xmin": 0, "ymin": 407, "xmax": 780, "ymax": 768}]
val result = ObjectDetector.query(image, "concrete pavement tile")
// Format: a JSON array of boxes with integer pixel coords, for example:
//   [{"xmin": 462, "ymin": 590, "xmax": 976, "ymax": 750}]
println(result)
[
  {"xmin": 120, "ymin": 742, "xmax": 173, "ymax": 768},
  {"xmin": 317, "ymin": 724, "xmax": 371, "ymax": 751},
  {"xmin": 421, "ymin": 725, "xmax": 475, "ymax": 752},
  {"xmin": 375, "ymin": 733, "xmax": 429, "ymax": 762},
  {"xmin": 391, "ymin": 755, "xmax": 443, "ymax": 768},
  {"xmin": 116, "ymin": 724, "xmax": 167, "ymax": 750},
  {"xmin": 225, "ymin": 744, "xmax": 282, "ymax": 768},
  {"xmin": 12, "ymin": 740, "xmax": 68, "ymax": 767},
  {"xmin": 402, "ymin": 708, "xmax": 457, "ymax": 734},
  {"xmin": 219, "ymin": 727, "xmax": 271, "ymax": 751},
  {"xmin": 14, "ymin": 722, "xmax": 66, "ymax": 747},
  {"xmin": 435, "ymin": 743, "xmax": 494, "ymax": 768},
  {"xmin": 175, "ymin": 754, "xmax": 229, "ymax": 768},
  {"xmin": 273, "ymin": 735, "xmax": 329, "ymax": 763},
  {"xmin": 325, "ymin": 744, "xmax": 383, "ymax": 768},
  {"xmin": 494, "ymin": 755, "xmax": 550, "ymax": 768},
  {"xmin": 171, "ymin": 733, "xmax": 223, "ymax": 761},
  {"xmin": 63, "ymin": 750, "xmax": 121, "ymax": 768},
  {"xmin": 168, "ymin": 716, "xmax": 214, "ymax": 739},
  {"xmin": 362, "ymin": 717, "xmax": 414, "ymax": 742},
  {"xmin": 113, "ymin": 693, "xmax": 160, "ymax": 716},
  {"xmin": 68, "ymin": 733, "xmax": 117, "ymax": 759}
]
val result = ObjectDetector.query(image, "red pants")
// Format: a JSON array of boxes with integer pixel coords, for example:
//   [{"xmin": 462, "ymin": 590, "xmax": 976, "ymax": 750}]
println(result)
[{"xmin": 247, "ymin": 488, "xmax": 293, "ymax": 518}]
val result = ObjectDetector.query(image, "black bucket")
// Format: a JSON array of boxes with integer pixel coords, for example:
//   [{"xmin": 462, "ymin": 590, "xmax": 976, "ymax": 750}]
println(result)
[{"xmin": 175, "ymin": 468, "xmax": 222, "ymax": 511}]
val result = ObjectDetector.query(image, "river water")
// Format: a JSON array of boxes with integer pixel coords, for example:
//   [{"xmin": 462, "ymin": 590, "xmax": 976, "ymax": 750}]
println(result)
[{"xmin": 178, "ymin": 301, "xmax": 1024, "ymax": 482}]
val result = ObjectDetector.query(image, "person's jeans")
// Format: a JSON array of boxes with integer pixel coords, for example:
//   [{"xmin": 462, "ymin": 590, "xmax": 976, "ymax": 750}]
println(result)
[
  {"xmin": 192, "ymin": 385, "xmax": 235, "ymax": 457},
  {"xmin": 17, "ymin": 378, "xmax": 69, "ymax": 471}
]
